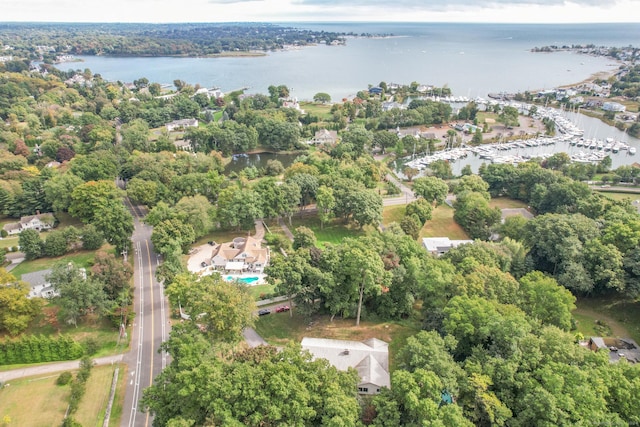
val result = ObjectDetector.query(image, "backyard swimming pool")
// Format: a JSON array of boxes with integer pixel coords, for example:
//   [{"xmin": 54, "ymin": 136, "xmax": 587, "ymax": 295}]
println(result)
[{"xmin": 226, "ymin": 276, "xmax": 260, "ymax": 284}]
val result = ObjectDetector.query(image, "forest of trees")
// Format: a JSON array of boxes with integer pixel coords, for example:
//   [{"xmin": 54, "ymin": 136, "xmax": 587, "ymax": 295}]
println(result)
[{"xmin": 0, "ymin": 23, "xmax": 346, "ymax": 59}]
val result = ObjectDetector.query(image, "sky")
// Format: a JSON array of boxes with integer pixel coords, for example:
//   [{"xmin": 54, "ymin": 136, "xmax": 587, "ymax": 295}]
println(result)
[{"xmin": 2, "ymin": 0, "xmax": 639, "ymax": 23}]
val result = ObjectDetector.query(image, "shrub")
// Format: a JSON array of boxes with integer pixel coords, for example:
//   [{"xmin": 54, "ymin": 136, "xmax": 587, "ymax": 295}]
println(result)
[
  {"xmin": 56, "ymin": 371, "xmax": 73, "ymax": 386},
  {"xmin": 83, "ymin": 337, "xmax": 99, "ymax": 355}
]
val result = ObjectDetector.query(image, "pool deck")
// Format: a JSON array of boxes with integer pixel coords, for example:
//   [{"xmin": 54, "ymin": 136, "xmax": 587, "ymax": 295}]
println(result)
[{"xmin": 187, "ymin": 244, "xmax": 267, "ymax": 285}]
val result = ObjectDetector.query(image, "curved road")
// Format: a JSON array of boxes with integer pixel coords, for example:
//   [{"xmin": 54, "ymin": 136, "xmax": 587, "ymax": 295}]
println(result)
[{"xmin": 121, "ymin": 197, "xmax": 170, "ymax": 427}]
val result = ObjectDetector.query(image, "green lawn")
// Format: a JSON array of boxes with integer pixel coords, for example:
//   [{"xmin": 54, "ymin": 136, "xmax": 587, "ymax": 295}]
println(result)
[
  {"xmin": 419, "ymin": 205, "xmax": 469, "ymax": 240},
  {"xmin": 598, "ymin": 191, "xmax": 640, "ymax": 203},
  {"xmin": 290, "ymin": 216, "xmax": 368, "ymax": 246},
  {"xmin": 382, "ymin": 205, "xmax": 405, "ymax": 226},
  {"xmin": 0, "ymin": 364, "xmax": 121, "ymax": 427},
  {"xmin": 299, "ymin": 102, "xmax": 334, "ymax": 121},
  {"xmin": 248, "ymin": 284, "xmax": 276, "ymax": 301},
  {"xmin": 573, "ymin": 295, "xmax": 640, "ymax": 344},
  {"xmin": 488, "ymin": 197, "xmax": 528, "ymax": 209},
  {"xmin": 255, "ymin": 312, "xmax": 420, "ymax": 372},
  {"xmin": 0, "ymin": 371, "xmax": 69, "ymax": 426},
  {"xmin": 76, "ymin": 365, "xmax": 121, "ymax": 427},
  {"xmin": 9, "ymin": 251, "xmax": 96, "ymax": 280},
  {"xmin": 0, "ymin": 236, "xmax": 19, "ymax": 250}
]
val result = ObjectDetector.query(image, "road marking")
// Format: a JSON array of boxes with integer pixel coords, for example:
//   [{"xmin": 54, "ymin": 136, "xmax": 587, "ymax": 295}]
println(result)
[
  {"xmin": 145, "ymin": 238, "xmax": 154, "ymax": 427},
  {"xmin": 128, "ymin": 240, "xmax": 144, "ymax": 427}
]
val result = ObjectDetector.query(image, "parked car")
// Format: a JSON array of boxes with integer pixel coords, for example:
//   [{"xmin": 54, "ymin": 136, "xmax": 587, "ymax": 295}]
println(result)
[
  {"xmin": 258, "ymin": 309, "xmax": 271, "ymax": 316},
  {"xmin": 275, "ymin": 306, "xmax": 290, "ymax": 313},
  {"xmin": 208, "ymin": 241, "xmax": 215, "ymax": 246},
  {"xmin": 201, "ymin": 261, "xmax": 207, "ymax": 268}
]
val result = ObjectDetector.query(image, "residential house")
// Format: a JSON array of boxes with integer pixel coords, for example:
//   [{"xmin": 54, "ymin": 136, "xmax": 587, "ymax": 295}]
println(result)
[
  {"xmin": 369, "ymin": 87, "xmax": 383, "ymax": 95},
  {"xmin": 166, "ymin": 118, "xmax": 198, "ymax": 132},
  {"xmin": 210, "ymin": 236, "xmax": 270, "ymax": 273},
  {"xmin": 21, "ymin": 269, "xmax": 58, "ymax": 299},
  {"xmin": 2, "ymin": 213, "xmax": 55, "ymax": 236},
  {"xmin": 422, "ymin": 237, "xmax": 473, "ymax": 256},
  {"xmin": 587, "ymin": 337, "xmax": 640, "ymax": 363},
  {"xmin": 310, "ymin": 129, "xmax": 339, "ymax": 145},
  {"xmin": 301, "ymin": 337, "xmax": 390, "ymax": 395},
  {"xmin": 602, "ymin": 102, "xmax": 626, "ymax": 113}
]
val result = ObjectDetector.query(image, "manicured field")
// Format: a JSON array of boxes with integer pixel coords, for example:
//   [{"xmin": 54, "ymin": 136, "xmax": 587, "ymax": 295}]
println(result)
[
  {"xmin": 290, "ymin": 217, "xmax": 367, "ymax": 246},
  {"xmin": 75, "ymin": 365, "xmax": 120, "ymax": 427},
  {"xmin": 247, "ymin": 284, "xmax": 276, "ymax": 301},
  {"xmin": 9, "ymin": 251, "xmax": 96, "ymax": 279},
  {"xmin": 0, "ymin": 365, "xmax": 120, "ymax": 427},
  {"xmin": 382, "ymin": 205, "xmax": 405, "ymax": 226},
  {"xmin": 419, "ymin": 205, "xmax": 469, "ymax": 240},
  {"xmin": 488, "ymin": 197, "xmax": 528, "ymax": 209},
  {"xmin": 299, "ymin": 102, "xmax": 333, "ymax": 121},
  {"xmin": 599, "ymin": 191, "xmax": 640, "ymax": 203}
]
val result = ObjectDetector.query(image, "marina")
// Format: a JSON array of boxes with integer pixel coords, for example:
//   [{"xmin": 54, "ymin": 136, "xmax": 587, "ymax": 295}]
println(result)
[{"xmin": 401, "ymin": 105, "xmax": 637, "ymax": 174}]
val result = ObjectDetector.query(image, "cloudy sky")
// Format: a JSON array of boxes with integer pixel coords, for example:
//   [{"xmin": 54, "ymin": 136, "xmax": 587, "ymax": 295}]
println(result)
[{"xmin": 3, "ymin": 0, "xmax": 639, "ymax": 23}]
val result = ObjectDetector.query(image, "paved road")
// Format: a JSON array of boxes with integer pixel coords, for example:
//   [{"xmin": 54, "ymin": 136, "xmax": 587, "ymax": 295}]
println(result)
[
  {"xmin": 121, "ymin": 198, "xmax": 170, "ymax": 427},
  {"xmin": 0, "ymin": 354, "xmax": 124, "ymax": 383}
]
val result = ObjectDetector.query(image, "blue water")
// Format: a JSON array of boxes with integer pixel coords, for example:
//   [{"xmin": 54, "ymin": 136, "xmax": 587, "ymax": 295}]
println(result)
[
  {"xmin": 227, "ymin": 276, "xmax": 260, "ymax": 284},
  {"xmin": 64, "ymin": 23, "xmax": 640, "ymax": 101}
]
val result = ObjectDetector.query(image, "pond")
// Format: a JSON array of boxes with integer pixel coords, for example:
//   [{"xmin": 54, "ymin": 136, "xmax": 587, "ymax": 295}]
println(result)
[{"xmin": 223, "ymin": 152, "xmax": 303, "ymax": 175}]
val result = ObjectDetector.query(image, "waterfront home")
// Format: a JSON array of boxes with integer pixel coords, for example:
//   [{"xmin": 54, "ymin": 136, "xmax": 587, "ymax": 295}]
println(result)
[
  {"xmin": 602, "ymin": 102, "xmax": 626, "ymax": 113},
  {"xmin": 301, "ymin": 337, "xmax": 390, "ymax": 395},
  {"xmin": 310, "ymin": 129, "xmax": 339, "ymax": 145}
]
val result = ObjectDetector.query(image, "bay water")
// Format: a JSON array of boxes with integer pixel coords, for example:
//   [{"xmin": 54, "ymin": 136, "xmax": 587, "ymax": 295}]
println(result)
[{"xmin": 66, "ymin": 23, "xmax": 640, "ymax": 101}]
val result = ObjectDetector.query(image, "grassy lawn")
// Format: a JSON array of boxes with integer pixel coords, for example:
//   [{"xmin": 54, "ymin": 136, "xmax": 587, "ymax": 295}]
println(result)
[
  {"xmin": 573, "ymin": 295, "xmax": 640, "ymax": 343},
  {"xmin": 0, "ymin": 236, "xmax": 19, "ymax": 250},
  {"xmin": 0, "ymin": 364, "xmax": 121, "ymax": 427},
  {"xmin": 0, "ymin": 371, "xmax": 69, "ymax": 426},
  {"xmin": 54, "ymin": 212, "xmax": 85, "ymax": 229},
  {"xmin": 598, "ymin": 191, "xmax": 640, "ymax": 203},
  {"xmin": 488, "ymin": 197, "xmax": 528, "ymax": 209},
  {"xmin": 382, "ymin": 205, "xmax": 405, "ymax": 226},
  {"xmin": 0, "ymin": 309, "xmax": 126, "ymax": 370},
  {"xmin": 76, "ymin": 365, "xmax": 120, "ymax": 427},
  {"xmin": 254, "ymin": 312, "xmax": 420, "ymax": 371},
  {"xmin": 247, "ymin": 284, "xmax": 276, "ymax": 301},
  {"xmin": 193, "ymin": 228, "xmax": 257, "ymax": 247},
  {"xmin": 290, "ymin": 216, "xmax": 367, "ymax": 246},
  {"xmin": 299, "ymin": 102, "xmax": 333, "ymax": 121},
  {"xmin": 9, "ymin": 251, "xmax": 96, "ymax": 280},
  {"xmin": 419, "ymin": 205, "xmax": 469, "ymax": 240}
]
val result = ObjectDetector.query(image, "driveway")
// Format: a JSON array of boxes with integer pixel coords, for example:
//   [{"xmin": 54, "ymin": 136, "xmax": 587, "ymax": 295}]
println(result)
[
  {"xmin": 242, "ymin": 328, "xmax": 268, "ymax": 347},
  {"xmin": 187, "ymin": 244, "xmax": 214, "ymax": 273}
]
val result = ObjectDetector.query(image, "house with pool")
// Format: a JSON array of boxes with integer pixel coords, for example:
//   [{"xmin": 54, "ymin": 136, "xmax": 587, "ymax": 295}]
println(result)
[{"xmin": 210, "ymin": 236, "xmax": 270, "ymax": 275}]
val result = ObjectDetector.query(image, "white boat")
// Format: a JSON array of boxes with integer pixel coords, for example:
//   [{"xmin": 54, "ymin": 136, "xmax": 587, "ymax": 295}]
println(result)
[{"xmin": 630, "ymin": 147, "xmax": 637, "ymax": 155}]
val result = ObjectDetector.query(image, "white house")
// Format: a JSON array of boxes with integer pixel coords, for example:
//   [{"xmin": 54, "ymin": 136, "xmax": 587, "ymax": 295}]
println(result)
[
  {"xmin": 310, "ymin": 129, "xmax": 339, "ymax": 145},
  {"xmin": 422, "ymin": 237, "xmax": 473, "ymax": 256},
  {"xmin": 301, "ymin": 337, "xmax": 390, "ymax": 395},
  {"xmin": 602, "ymin": 102, "xmax": 626, "ymax": 113},
  {"xmin": 210, "ymin": 236, "xmax": 270, "ymax": 273},
  {"xmin": 2, "ymin": 213, "xmax": 55, "ymax": 236},
  {"xmin": 21, "ymin": 269, "xmax": 58, "ymax": 299},
  {"xmin": 166, "ymin": 118, "xmax": 199, "ymax": 132}
]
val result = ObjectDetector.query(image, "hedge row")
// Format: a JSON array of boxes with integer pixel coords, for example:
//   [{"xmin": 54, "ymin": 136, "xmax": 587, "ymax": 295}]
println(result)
[{"xmin": 0, "ymin": 335, "xmax": 84, "ymax": 365}]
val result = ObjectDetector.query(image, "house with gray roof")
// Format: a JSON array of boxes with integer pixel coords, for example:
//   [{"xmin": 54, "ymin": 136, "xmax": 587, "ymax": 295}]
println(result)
[
  {"xmin": 2, "ymin": 212, "xmax": 55, "ymax": 236},
  {"xmin": 301, "ymin": 337, "xmax": 390, "ymax": 395},
  {"xmin": 21, "ymin": 269, "xmax": 58, "ymax": 299},
  {"xmin": 422, "ymin": 237, "xmax": 473, "ymax": 256}
]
